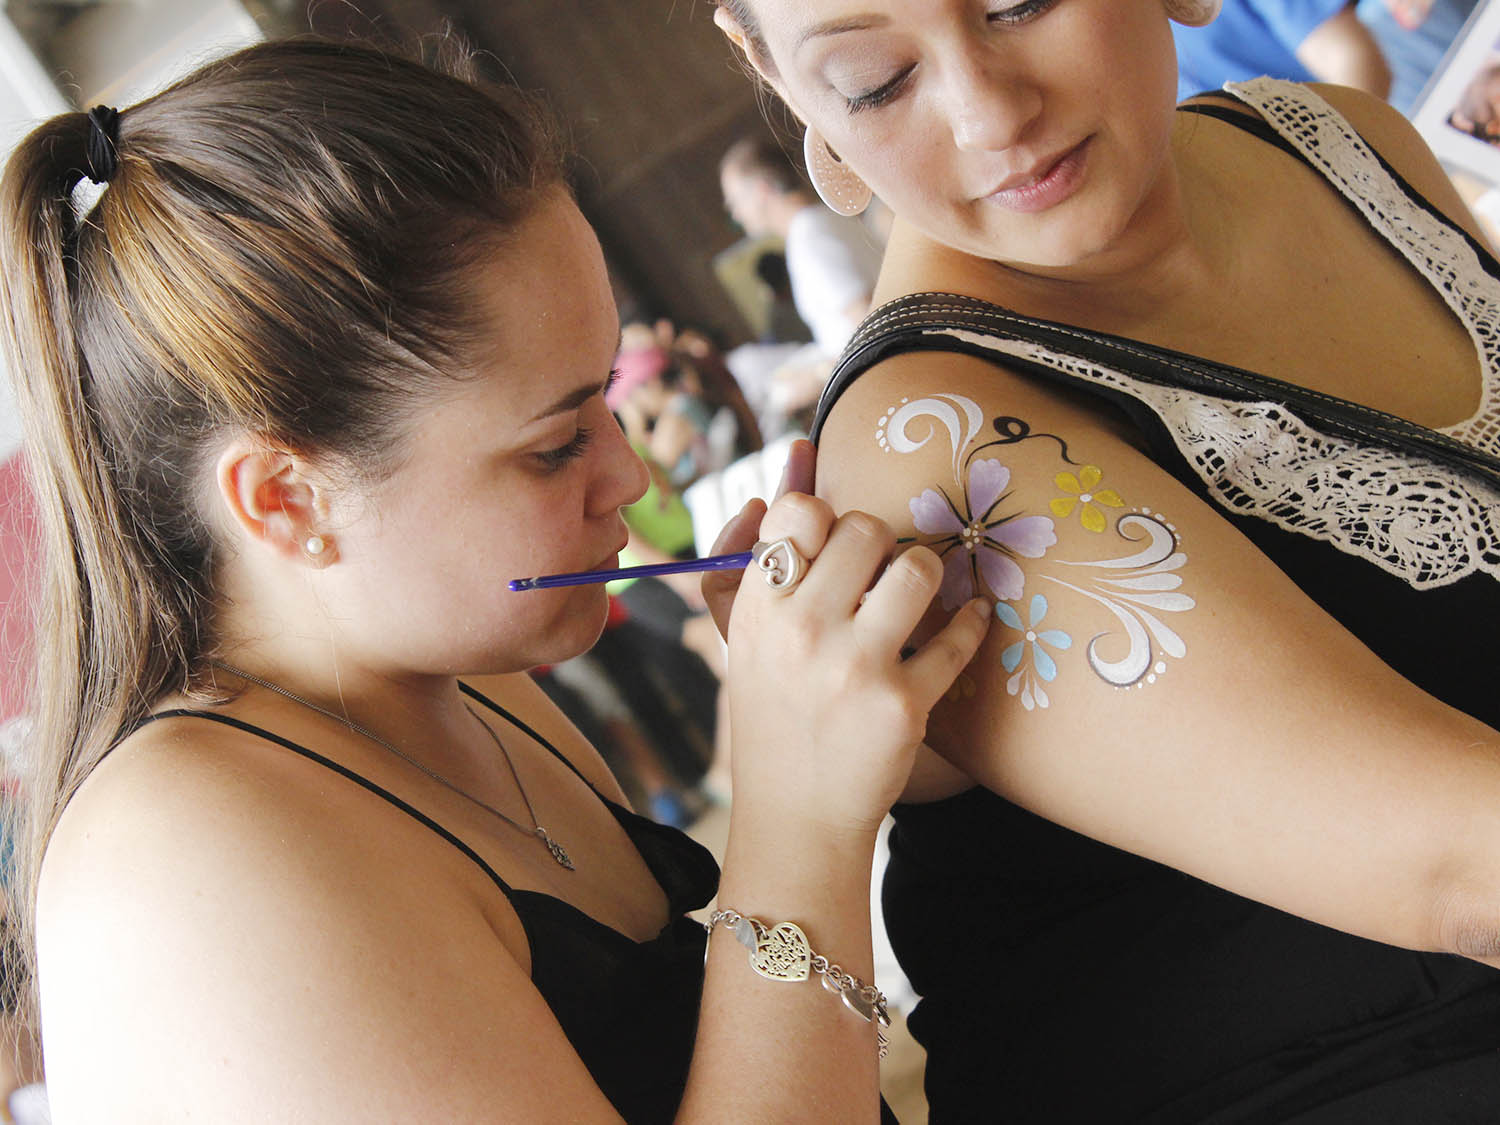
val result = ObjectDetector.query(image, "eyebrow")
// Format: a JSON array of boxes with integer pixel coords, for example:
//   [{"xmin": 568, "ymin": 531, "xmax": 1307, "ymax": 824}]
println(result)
[
  {"xmin": 797, "ymin": 14, "xmax": 890, "ymax": 48},
  {"xmin": 527, "ymin": 328, "xmax": 624, "ymax": 424}
]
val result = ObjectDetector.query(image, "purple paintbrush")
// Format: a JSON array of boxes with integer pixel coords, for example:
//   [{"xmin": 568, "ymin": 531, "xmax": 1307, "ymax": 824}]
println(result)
[{"xmin": 508, "ymin": 550, "xmax": 755, "ymax": 592}]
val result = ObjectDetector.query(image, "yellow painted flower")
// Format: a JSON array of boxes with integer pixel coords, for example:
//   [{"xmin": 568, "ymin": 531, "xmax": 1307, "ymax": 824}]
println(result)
[{"xmin": 1050, "ymin": 465, "xmax": 1123, "ymax": 533}]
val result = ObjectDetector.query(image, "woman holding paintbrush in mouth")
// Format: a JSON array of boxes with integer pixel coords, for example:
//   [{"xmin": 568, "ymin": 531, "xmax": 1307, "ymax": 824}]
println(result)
[{"xmin": 0, "ymin": 37, "xmax": 988, "ymax": 1122}]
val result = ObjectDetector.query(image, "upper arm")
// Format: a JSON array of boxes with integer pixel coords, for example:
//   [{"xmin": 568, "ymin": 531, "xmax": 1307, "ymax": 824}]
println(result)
[
  {"xmin": 816, "ymin": 350, "xmax": 1500, "ymax": 952},
  {"xmin": 37, "ymin": 727, "xmax": 625, "ymax": 1122}
]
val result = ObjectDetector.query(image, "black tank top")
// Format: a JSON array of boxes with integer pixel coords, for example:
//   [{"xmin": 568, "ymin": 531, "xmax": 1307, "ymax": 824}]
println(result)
[
  {"xmin": 129, "ymin": 682, "xmax": 719, "ymax": 1123},
  {"xmin": 812, "ymin": 86, "xmax": 1500, "ymax": 1122}
]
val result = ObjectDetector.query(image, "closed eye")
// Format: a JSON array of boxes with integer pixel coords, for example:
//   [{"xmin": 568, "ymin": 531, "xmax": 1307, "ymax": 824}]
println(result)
[
  {"xmin": 989, "ymin": 0, "xmax": 1060, "ymax": 26},
  {"xmin": 536, "ymin": 426, "xmax": 595, "ymax": 471},
  {"xmin": 845, "ymin": 64, "xmax": 916, "ymax": 113}
]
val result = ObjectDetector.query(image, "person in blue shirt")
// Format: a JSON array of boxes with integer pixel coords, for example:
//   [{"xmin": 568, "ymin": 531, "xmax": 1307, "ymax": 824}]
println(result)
[
  {"xmin": 1357, "ymin": 0, "xmax": 1479, "ymax": 114},
  {"xmin": 1173, "ymin": 0, "xmax": 1392, "ymax": 99}
]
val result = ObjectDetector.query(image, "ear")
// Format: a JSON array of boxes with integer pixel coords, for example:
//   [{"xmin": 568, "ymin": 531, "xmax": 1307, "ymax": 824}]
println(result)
[
  {"xmin": 214, "ymin": 436, "xmax": 336, "ymax": 566},
  {"xmin": 714, "ymin": 5, "xmax": 800, "ymax": 118}
]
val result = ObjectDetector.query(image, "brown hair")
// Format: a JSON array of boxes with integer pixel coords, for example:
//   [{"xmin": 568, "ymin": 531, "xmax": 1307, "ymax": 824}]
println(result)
[
  {"xmin": 0, "ymin": 36, "xmax": 564, "ymax": 1029},
  {"xmin": 717, "ymin": 0, "xmax": 774, "ymax": 72}
]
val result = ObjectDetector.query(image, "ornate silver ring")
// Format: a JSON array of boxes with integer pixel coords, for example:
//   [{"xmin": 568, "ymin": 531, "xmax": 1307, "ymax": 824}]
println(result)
[{"xmin": 751, "ymin": 537, "xmax": 807, "ymax": 595}]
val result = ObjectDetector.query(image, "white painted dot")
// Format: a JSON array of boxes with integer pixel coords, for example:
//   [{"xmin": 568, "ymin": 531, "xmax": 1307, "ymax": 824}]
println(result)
[
  {"xmin": 1025, "ymin": 631, "xmax": 1036, "ymax": 642},
  {"xmin": 1079, "ymin": 493, "xmax": 1093, "ymax": 504},
  {"xmin": 886, "ymin": 407, "xmax": 895, "ymax": 417},
  {"xmin": 1142, "ymin": 507, "xmax": 1151, "ymax": 514},
  {"xmin": 1154, "ymin": 662, "xmax": 1166, "ymax": 675}
]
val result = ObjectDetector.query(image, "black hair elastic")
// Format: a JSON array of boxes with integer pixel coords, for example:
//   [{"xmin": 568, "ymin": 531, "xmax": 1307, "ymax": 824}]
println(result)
[{"xmin": 85, "ymin": 105, "xmax": 120, "ymax": 184}]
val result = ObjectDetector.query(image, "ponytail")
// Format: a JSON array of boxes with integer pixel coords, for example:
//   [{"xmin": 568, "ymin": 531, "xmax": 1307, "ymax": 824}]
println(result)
[{"xmin": 0, "ymin": 105, "xmax": 201, "ymax": 1038}]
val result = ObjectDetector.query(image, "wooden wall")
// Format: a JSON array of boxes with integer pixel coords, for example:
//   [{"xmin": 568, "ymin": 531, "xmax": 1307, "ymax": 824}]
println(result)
[{"xmin": 269, "ymin": 0, "xmax": 795, "ymax": 345}]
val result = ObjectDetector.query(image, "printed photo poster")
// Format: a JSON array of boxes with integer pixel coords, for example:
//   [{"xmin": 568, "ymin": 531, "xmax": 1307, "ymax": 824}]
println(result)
[{"xmin": 1414, "ymin": 0, "xmax": 1500, "ymax": 185}]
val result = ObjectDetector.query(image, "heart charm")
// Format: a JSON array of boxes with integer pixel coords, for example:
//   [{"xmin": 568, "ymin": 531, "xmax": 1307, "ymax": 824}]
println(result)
[
  {"xmin": 746, "ymin": 921, "xmax": 812, "ymax": 982},
  {"xmin": 842, "ymin": 987, "xmax": 889, "ymax": 1023}
]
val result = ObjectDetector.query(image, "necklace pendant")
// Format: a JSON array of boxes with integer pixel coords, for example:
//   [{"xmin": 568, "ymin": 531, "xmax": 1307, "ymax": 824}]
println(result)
[{"xmin": 537, "ymin": 827, "xmax": 575, "ymax": 871}]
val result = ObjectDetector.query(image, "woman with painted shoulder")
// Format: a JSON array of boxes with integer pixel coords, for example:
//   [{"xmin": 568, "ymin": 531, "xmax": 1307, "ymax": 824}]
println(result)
[
  {"xmin": 0, "ymin": 39, "xmax": 991, "ymax": 1122},
  {"xmin": 712, "ymin": 0, "xmax": 1500, "ymax": 1119}
]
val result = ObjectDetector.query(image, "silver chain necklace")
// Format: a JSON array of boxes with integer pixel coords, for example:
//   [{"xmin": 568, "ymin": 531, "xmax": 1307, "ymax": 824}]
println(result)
[{"xmin": 210, "ymin": 661, "xmax": 575, "ymax": 871}]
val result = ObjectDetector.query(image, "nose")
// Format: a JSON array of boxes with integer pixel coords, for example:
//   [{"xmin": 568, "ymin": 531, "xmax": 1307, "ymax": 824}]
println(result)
[
  {"xmin": 590, "ymin": 411, "xmax": 651, "ymax": 517},
  {"xmin": 945, "ymin": 49, "xmax": 1041, "ymax": 153}
]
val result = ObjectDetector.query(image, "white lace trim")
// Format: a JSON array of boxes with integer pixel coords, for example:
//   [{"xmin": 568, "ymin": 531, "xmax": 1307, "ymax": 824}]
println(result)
[
  {"xmin": 926, "ymin": 317, "xmax": 1500, "ymax": 589},
  {"xmin": 906, "ymin": 82, "xmax": 1500, "ymax": 591},
  {"xmin": 1227, "ymin": 79, "xmax": 1500, "ymax": 452}
]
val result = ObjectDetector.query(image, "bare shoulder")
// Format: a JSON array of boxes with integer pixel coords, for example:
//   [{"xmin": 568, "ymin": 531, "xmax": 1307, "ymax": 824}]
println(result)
[
  {"xmin": 1309, "ymin": 82, "xmax": 1490, "ymax": 245},
  {"xmin": 461, "ymin": 671, "xmax": 630, "ymax": 804},
  {"xmin": 38, "ymin": 712, "xmax": 620, "ymax": 1121}
]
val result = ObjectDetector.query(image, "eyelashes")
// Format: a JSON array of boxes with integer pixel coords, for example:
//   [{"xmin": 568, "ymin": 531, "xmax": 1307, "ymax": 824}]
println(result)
[
  {"xmin": 989, "ymin": 0, "xmax": 1059, "ymax": 26},
  {"xmin": 840, "ymin": 0, "xmax": 1062, "ymax": 114},
  {"xmin": 536, "ymin": 426, "xmax": 595, "ymax": 471},
  {"xmin": 845, "ymin": 65, "xmax": 916, "ymax": 114}
]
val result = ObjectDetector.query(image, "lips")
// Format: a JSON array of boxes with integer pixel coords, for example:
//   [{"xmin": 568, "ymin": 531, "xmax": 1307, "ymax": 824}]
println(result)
[
  {"xmin": 589, "ymin": 536, "xmax": 629, "ymax": 572},
  {"xmin": 980, "ymin": 137, "xmax": 1091, "ymax": 215}
]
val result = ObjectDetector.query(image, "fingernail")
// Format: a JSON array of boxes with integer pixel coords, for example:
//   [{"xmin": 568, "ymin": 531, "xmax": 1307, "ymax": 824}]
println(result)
[{"xmin": 967, "ymin": 598, "xmax": 992, "ymax": 620}]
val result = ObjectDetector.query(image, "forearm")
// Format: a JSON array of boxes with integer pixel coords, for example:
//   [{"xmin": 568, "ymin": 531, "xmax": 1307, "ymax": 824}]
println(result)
[
  {"xmin": 677, "ymin": 816, "xmax": 883, "ymax": 1122},
  {"xmin": 1297, "ymin": 7, "xmax": 1392, "ymax": 98},
  {"xmin": 672, "ymin": 489, "xmax": 988, "ymax": 1121}
]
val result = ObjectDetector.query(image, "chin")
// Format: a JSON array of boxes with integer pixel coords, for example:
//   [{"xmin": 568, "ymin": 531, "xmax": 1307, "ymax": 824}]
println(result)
[{"xmin": 552, "ymin": 585, "xmax": 612, "ymax": 656}]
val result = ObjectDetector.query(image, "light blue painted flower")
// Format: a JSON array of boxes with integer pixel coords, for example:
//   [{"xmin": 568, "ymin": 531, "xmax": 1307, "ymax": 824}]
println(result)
[{"xmin": 996, "ymin": 594, "xmax": 1073, "ymax": 683}]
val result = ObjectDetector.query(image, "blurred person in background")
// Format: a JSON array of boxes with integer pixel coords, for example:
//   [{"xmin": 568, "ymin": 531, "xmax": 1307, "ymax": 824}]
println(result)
[
  {"xmin": 1357, "ymin": 0, "xmax": 1479, "ymax": 114},
  {"xmin": 720, "ymin": 135, "xmax": 883, "ymax": 429},
  {"xmin": 1173, "ymin": 0, "xmax": 1392, "ymax": 99}
]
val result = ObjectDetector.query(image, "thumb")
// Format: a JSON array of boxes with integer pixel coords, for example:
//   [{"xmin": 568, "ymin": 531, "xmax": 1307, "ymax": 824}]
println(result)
[{"xmin": 701, "ymin": 497, "xmax": 767, "ymax": 639}]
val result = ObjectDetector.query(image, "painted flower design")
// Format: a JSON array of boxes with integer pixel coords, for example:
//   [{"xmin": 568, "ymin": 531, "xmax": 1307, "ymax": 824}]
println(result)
[
  {"xmin": 1050, "ymin": 465, "xmax": 1123, "ymax": 533},
  {"xmin": 910, "ymin": 458, "xmax": 1057, "ymax": 609},
  {"xmin": 997, "ymin": 594, "xmax": 1073, "ymax": 710}
]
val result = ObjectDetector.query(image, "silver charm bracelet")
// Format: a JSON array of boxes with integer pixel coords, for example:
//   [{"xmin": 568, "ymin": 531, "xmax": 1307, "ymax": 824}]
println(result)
[{"xmin": 705, "ymin": 908, "xmax": 891, "ymax": 1058}]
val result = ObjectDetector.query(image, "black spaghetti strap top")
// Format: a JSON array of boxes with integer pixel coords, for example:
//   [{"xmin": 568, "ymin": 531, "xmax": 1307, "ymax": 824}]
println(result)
[
  {"xmin": 812, "ymin": 93, "xmax": 1500, "ymax": 1122},
  {"xmin": 127, "ymin": 683, "xmax": 719, "ymax": 1124}
]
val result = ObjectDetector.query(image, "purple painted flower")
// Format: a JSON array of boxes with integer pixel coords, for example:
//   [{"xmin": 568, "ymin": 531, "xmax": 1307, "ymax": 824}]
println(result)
[{"xmin": 909, "ymin": 458, "xmax": 1057, "ymax": 609}]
